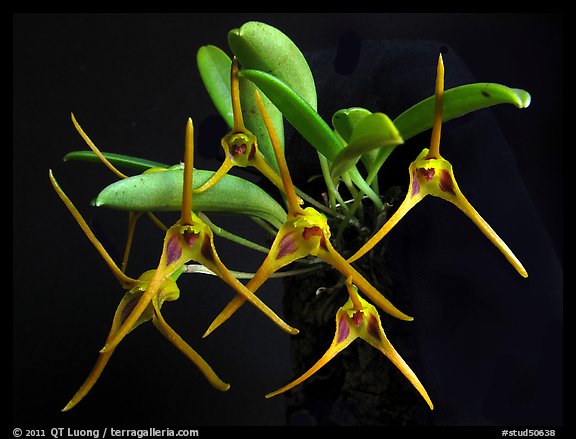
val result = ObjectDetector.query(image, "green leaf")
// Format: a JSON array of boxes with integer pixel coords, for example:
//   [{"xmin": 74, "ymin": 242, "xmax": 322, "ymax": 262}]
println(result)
[
  {"xmin": 239, "ymin": 69, "xmax": 343, "ymax": 162},
  {"xmin": 393, "ymin": 83, "xmax": 531, "ymax": 142},
  {"xmin": 94, "ymin": 168, "xmax": 287, "ymax": 229},
  {"xmin": 332, "ymin": 107, "xmax": 379, "ymax": 172},
  {"xmin": 358, "ymin": 83, "xmax": 531, "ymax": 186},
  {"xmin": 64, "ymin": 151, "xmax": 169, "ymax": 172},
  {"xmin": 332, "ymin": 107, "xmax": 373, "ymax": 143},
  {"xmin": 197, "ymin": 45, "xmax": 233, "ymax": 128},
  {"xmin": 330, "ymin": 113, "xmax": 403, "ymax": 178},
  {"xmin": 228, "ymin": 21, "xmax": 317, "ymax": 110}
]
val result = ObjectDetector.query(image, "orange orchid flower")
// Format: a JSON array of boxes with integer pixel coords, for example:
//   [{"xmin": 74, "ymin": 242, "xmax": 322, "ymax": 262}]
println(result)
[
  {"xmin": 347, "ymin": 54, "xmax": 528, "ymax": 279},
  {"xmin": 266, "ymin": 277, "xmax": 434, "ymax": 410},
  {"xmin": 51, "ymin": 116, "xmax": 301, "ymax": 410},
  {"xmin": 194, "ymin": 57, "xmax": 284, "ymax": 193},
  {"xmin": 49, "ymin": 169, "xmax": 230, "ymax": 411},
  {"xmin": 99, "ymin": 119, "xmax": 297, "ymax": 357}
]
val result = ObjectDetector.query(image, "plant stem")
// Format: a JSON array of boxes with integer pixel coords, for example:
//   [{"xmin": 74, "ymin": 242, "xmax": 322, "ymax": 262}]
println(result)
[
  {"xmin": 250, "ymin": 216, "xmax": 280, "ymax": 237},
  {"xmin": 183, "ymin": 263, "xmax": 321, "ymax": 279},
  {"xmin": 317, "ymin": 152, "xmax": 339, "ymax": 211},
  {"xmin": 349, "ymin": 168, "xmax": 383, "ymax": 210},
  {"xmin": 198, "ymin": 213, "xmax": 271, "ymax": 254}
]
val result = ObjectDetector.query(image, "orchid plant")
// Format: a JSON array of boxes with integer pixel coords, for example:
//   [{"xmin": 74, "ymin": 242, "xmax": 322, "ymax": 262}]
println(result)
[{"xmin": 51, "ymin": 21, "xmax": 531, "ymax": 415}]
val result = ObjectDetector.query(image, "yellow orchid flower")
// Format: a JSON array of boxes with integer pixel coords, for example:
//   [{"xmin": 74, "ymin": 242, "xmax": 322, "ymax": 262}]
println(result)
[
  {"xmin": 266, "ymin": 277, "xmax": 434, "ymax": 410},
  {"xmin": 51, "ymin": 116, "xmax": 303, "ymax": 409},
  {"xmin": 60, "ymin": 268, "xmax": 232, "ymax": 412},
  {"xmin": 49, "ymin": 171, "xmax": 230, "ymax": 411},
  {"xmin": 348, "ymin": 54, "xmax": 528, "ymax": 279},
  {"xmin": 99, "ymin": 119, "xmax": 297, "ymax": 357},
  {"xmin": 194, "ymin": 57, "xmax": 284, "ymax": 193},
  {"xmin": 203, "ymin": 91, "xmax": 412, "ymax": 337},
  {"xmin": 69, "ymin": 113, "xmax": 297, "ymax": 340}
]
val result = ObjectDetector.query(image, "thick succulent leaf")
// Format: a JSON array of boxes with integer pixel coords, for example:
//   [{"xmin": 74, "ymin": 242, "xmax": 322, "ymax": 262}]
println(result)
[
  {"xmin": 94, "ymin": 168, "xmax": 287, "ymax": 229},
  {"xmin": 332, "ymin": 107, "xmax": 380, "ymax": 173},
  {"xmin": 330, "ymin": 113, "xmax": 403, "ymax": 178},
  {"xmin": 197, "ymin": 45, "xmax": 234, "ymax": 128},
  {"xmin": 393, "ymin": 83, "xmax": 531, "ymax": 143},
  {"xmin": 228, "ymin": 21, "xmax": 317, "ymax": 110},
  {"xmin": 63, "ymin": 151, "xmax": 169, "ymax": 172},
  {"xmin": 332, "ymin": 107, "xmax": 373, "ymax": 143}
]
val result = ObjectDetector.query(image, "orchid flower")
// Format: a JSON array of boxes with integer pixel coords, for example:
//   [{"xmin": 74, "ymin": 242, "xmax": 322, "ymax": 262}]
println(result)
[
  {"xmin": 194, "ymin": 57, "xmax": 284, "ymax": 193},
  {"xmin": 203, "ymin": 91, "xmax": 413, "ymax": 337},
  {"xmin": 99, "ymin": 119, "xmax": 297, "ymax": 358},
  {"xmin": 51, "ymin": 116, "xmax": 302, "ymax": 410},
  {"xmin": 266, "ymin": 277, "xmax": 434, "ymax": 410},
  {"xmin": 70, "ymin": 113, "xmax": 296, "ymax": 339},
  {"xmin": 49, "ymin": 171, "xmax": 230, "ymax": 412},
  {"xmin": 60, "ymin": 269, "xmax": 233, "ymax": 411},
  {"xmin": 347, "ymin": 54, "xmax": 528, "ymax": 279}
]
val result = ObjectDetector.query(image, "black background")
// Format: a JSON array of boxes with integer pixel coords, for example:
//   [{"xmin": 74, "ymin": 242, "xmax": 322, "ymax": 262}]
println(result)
[{"xmin": 13, "ymin": 13, "xmax": 563, "ymax": 428}]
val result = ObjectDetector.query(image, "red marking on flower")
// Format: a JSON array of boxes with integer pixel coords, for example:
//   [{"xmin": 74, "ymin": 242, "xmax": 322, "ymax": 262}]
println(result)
[
  {"xmin": 319, "ymin": 235, "xmax": 328, "ymax": 252},
  {"xmin": 248, "ymin": 144, "xmax": 256, "ymax": 161},
  {"xmin": 438, "ymin": 169, "xmax": 455, "ymax": 194},
  {"xmin": 120, "ymin": 294, "xmax": 141, "ymax": 326},
  {"xmin": 201, "ymin": 235, "xmax": 215, "ymax": 262},
  {"xmin": 417, "ymin": 167, "xmax": 436, "ymax": 182},
  {"xmin": 231, "ymin": 144, "xmax": 246, "ymax": 156},
  {"xmin": 183, "ymin": 230, "xmax": 199, "ymax": 247},
  {"xmin": 276, "ymin": 231, "xmax": 299, "ymax": 260},
  {"xmin": 352, "ymin": 310, "xmax": 364, "ymax": 327},
  {"xmin": 411, "ymin": 170, "xmax": 420, "ymax": 196},
  {"xmin": 367, "ymin": 314, "xmax": 382, "ymax": 342},
  {"xmin": 302, "ymin": 226, "xmax": 322, "ymax": 241},
  {"xmin": 337, "ymin": 315, "xmax": 350, "ymax": 343},
  {"xmin": 166, "ymin": 235, "xmax": 182, "ymax": 266}
]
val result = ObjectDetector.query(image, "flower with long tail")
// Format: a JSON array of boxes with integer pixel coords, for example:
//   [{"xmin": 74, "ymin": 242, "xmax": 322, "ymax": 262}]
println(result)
[
  {"xmin": 51, "ymin": 116, "xmax": 300, "ymax": 409},
  {"xmin": 49, "ymin": 172, "xmax": 230, "ymax": 411},
  {"xmin": 347, "ymin": 54, "xmax": 528, "ymax": 279},
  {"xmin": 99, "ymin": 118, "xmax": 298, "ymax": 358},
  {"xmin": 194, "ymin": 57, "xmax": 284, "ymax": 193},
  {"xmin": 203, "ymin": 91, "xmax": 412, "ymax": 337},
  {"xmin": 266, "ymin": 277, "xmax": 434, "ymax": 410}
]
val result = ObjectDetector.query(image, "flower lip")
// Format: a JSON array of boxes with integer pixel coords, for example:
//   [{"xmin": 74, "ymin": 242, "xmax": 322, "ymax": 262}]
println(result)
[
  {"xmin": 183, "ymin": 229, "xmax": 200, "ymax": 247},
  {"xmin": 417, "ymin": 167, "xmax": 435, "ymax": 181},
  {"xmin": 302, "ymin": 226, "xmax": 322, "ymax": 240},
  {"xmin": 231, "ymin": 143, "xmax": 247, "ymax": 156},
  {"xmin": 352, "ymin": 310, "xmax": 364, "ymax": 327},
  {"xmin": 293, "ymin": 207, "xmax": 331, "ymax": 238}
]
